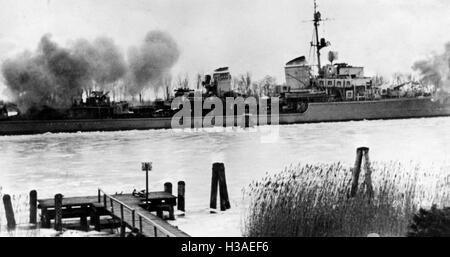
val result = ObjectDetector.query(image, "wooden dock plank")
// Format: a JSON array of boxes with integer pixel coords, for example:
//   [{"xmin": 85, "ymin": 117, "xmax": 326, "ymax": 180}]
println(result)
[
  {"xmin": 38, "ymin": 196, "xmax": 99, "ymax": 208},
  {"xmin": 113, "ymin": 194, "xmax": 189, "ymax": 237}
]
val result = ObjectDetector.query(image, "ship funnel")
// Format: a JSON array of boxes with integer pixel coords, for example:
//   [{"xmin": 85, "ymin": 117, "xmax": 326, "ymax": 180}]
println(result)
[{"xmin": 328, "ymin": 51, "xmax": 338, "ymax": 64}]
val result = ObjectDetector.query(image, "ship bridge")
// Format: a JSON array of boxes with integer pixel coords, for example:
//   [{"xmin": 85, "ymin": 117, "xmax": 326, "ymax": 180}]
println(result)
[{"xmin": 316, "ymin": 63, "xmax": 374, "ymax": 101}]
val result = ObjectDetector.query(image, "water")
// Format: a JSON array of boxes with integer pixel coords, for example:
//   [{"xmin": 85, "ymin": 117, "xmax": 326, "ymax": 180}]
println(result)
[{"xmin": 1, "ymin": 117, "xmax": 450, "ymax": 236}]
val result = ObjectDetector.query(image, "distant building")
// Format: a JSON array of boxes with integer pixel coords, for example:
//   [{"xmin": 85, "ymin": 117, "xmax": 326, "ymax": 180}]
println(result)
[
  {"xmin": 213, "ymin": 67, "xmax": 232, "ymax": 97},
  {"xmin": 284, "ymin": 56, "xmax": 311, "ymax": 90}
]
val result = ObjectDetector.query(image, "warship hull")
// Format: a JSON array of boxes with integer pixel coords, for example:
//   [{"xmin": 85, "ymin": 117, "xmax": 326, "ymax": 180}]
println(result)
[{"xmin": 1, "ymin": 97, "xmax": 449, "ymax": 135}]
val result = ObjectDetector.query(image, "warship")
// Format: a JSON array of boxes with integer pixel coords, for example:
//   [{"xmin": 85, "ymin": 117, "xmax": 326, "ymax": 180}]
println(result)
[{"xmin": 1, "ymin": 0, "xmax": 450, "ymax": 135}]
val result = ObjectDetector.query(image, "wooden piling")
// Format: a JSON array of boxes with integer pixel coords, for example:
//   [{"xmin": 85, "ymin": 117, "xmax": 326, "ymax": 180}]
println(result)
[
  {"xmin": 168, "ymin": 205, "xmax": 175, "ymax": 220},
  {"xmin": 54, "ymin": 194, "xmax": 63, "ymax": 231},
  {"xmin": 164, "ymin": 182, "xmax": 175, "ymax": 220},
  {"xmin": 2, "ymin": 194, "xmax": 16, "ymax": 230},
  {"xmin": 210, "ymin": 163, "xmax": 220, "ymax": 209},
  {"xmin": 164, "ymin": 182, "xmax": 173, "ymax": 194},
  {"xmin": 362, "ymin": 148, "xmax": 374, "ymax": 199},
  {"xmin": 41, "ymin": 208, "xmax": 50, "ymax": 228},
  {"xmin": 217, "ymin": 163, "xmax": 231, "ymax": 211},
  {"xmin": 80, "ymin": 206, "xmax": 88, "ymax": 231},
  {"xmin": 350, "ymin": 147, "xmax": 369, "ymax": 197},
  {"xmin": 91, "ymin": 210, "xmax": 100, "ymax": 231},
  {"xmin": 120, "ymin": 204, "xmax": 126, "ymax": 237},
  {"xmin": 177, "ymin": 181, "xmax": 185, "ymax": 212},
  {"xmin": 29, "ymin": 190, "xmax": 37, "ymax": 224}
]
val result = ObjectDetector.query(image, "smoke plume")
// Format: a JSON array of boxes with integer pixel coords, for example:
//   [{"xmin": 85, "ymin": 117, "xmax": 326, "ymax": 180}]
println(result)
[
  {"xmin": 413, "ymin": 42, "xmax": 450, "ymax": 91},
  {"xmin": 72, "ymin": 37, "xmax": 127, "ymax": 86},
  {"xmin": 127, "ymin": 30, "xmax": 180, "ymax": 95},
  {"xmin": 2, "ymin": 35, "xmax": 90, "ymax": 111},
  {"xmin": 1, "ymin": 30, "xmax": 180, "ymax": 111}
]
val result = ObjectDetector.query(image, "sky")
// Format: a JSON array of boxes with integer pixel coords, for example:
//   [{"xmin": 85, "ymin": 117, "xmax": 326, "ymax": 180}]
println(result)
[{"xmin": 1, "ymin": 0, "xmax": 450, "ymax": 99}]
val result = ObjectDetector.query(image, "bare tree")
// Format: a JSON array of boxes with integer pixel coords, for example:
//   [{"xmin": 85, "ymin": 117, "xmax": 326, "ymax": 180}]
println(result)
[
  {"xmin": 176, "ymin": 73, "xmax": 190, "ymax": 89},
  {"xmin": 234, "ymin": 72, "xmax": 252, "ymax": 96},
  {"xmin": 162, "ymin": 74, "xmax": 173, "ymax": 100},
  {"xmin": 258, "ymin": 75, "xmax": 277, "ymax": 97},
  {"xmin": 195, "ymin": 73, "xmax": 203, "ymax": 90}
]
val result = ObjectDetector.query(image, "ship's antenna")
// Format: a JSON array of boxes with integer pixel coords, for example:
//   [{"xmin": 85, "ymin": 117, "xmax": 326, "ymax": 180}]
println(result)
[
  {"xmin": 310, "ymin": 0, "xmax": 331, "ymax": 74},
  {"xmin": 313, "ymin": 0, "xmax": 321, "ymax": 71}
]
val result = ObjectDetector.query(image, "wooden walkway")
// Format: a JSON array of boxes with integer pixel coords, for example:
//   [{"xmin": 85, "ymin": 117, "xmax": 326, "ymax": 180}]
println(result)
[{"xmin": 38, "ymin": 189, "xmax": 189, "ymax": 237}]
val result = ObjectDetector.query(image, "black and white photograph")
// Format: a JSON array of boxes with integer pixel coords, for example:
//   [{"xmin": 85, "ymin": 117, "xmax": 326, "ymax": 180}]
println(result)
[{"xmin": 0, "ymin": 0, "xmax": 449, "ymax": 253}]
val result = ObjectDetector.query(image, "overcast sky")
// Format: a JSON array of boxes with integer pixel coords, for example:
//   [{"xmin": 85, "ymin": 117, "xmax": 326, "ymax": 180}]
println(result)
[{"xmin": 1, "ymin": 0, "xmax": 450, "ymax": 98}]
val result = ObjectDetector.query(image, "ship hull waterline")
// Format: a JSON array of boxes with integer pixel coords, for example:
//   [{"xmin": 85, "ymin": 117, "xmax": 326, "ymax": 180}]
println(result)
[{"xmin": 1, "ymin": 97, "xmax": 450, "ymax": 136}]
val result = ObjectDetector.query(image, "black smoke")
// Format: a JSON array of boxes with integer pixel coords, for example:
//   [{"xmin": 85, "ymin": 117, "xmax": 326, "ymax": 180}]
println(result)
[
  {"xmin": 1, "ymin": 30, "xmax": 180, "ymax": 111},
  {"xmin": 2, "ymin": 35, "xmax": 90, "ymax": 111},
  {"xmin": 72, "ymin": 37, "xmax": 127, "ymax": 86},
  {"xmin": 127, "ymin": 30, "xmax": 180, "ymax": 95},
  {"xmin": 413, "ymin": 42, "xmax": 450, "ymax": 91}
]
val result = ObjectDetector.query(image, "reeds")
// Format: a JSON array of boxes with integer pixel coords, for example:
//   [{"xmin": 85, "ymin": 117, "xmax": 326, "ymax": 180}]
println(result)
[{"xmin": 242, "ymin": 162, "xmax": 450, "ymax": 237}]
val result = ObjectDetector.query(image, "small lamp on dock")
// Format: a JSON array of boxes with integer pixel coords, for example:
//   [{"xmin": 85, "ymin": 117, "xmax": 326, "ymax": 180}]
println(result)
[{"xmin": 141, "ymin": 162, "xmax": 152, "ymax": 206}]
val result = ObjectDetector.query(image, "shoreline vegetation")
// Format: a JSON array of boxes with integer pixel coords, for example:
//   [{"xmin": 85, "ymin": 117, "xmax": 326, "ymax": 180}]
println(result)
[{"xmin": 242, "ymin": 161, "xmax": 450, "ymax": 237}]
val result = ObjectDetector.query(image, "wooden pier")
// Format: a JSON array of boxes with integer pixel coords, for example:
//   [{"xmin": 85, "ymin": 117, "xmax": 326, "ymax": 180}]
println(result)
[{"xmin": 37, "ymin": 188, "xmax": 189, "ymax": 237}]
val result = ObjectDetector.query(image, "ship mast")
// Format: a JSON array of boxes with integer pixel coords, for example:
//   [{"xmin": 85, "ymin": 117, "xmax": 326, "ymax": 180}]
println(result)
[
  {"xmin": 310, "ymin": 0, "xmax": 329, "ymax": 74},
  {"xmin": 313, "ymin": 0, "xmax": 321, "ymax": 71}
]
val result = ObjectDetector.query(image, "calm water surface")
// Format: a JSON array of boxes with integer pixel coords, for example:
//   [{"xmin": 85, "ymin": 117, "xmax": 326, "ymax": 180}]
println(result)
[{"xmin": 1, "ymin": 117, "xmax": 450, "ymax": 236}]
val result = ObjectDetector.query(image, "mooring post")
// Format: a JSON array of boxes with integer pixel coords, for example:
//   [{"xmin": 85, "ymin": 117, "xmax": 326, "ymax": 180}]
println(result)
[
  {"xmin": 3, "ymin": 194, "xmax": 16, "ymax": 230},
  {"xmin": 210, "ymin": 163, "xmax": 220, "ymax": 210},
  {"xmin": 54, "ymin": 194, "xmax": 63, "ymax": 231},
  {"xmin": 177, "ymin": 181, "xmax": 185, "ymax": 212},
  {"xmin": 80, "ymin": 205, "xmax": 88, "ymax": 231},
  {"xmin": 91, "ymin": 208, "xmax": 100, "ymax": 231},
  {"xmin": 217, "ymin": 163, "xmax": 231, "ymax": 211},
  {"xmin": 350, "ymin": 147, "xmax": 369, "ymax": 197},
  {"xmin": 164, "ymin": 182, "xmax": 173, "ymax": 194},
  {"xmin": 164, "ymin": 182, "xmax": 174, "ymax": 220},
  {"xmin": 120, "ymin": 204, "xmax": 125, "ymax": 237},
  {"xmin": 29, "ymin": 190, "xmax": 37, "ymax": 225},
  {"xmin": 362, "ymin": 148, "xmax": 374, "ymax": 199},
  {"xmin": 156, "ymin": 209, "xmax": 163, "ymax": 218},
  {"xmin": 41, "ymin": 207, "xmax": 50, "ymax": 228}
]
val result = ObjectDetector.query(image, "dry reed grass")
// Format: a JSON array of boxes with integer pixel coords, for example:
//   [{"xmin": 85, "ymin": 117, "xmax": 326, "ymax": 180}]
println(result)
[{"xmin": 242, "ymin": 162, "xmax": 450, "ymax": 237}]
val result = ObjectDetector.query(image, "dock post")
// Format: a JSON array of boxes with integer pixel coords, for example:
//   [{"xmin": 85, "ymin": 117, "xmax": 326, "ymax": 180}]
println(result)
[
  {"xmin": 120, "ymin": 204, "xmax": 126, "ymax": 237},
  {"xmin": 41, "ymin": 208, "xmax": 50, "ymax": 228},
  {"xmin": 91, "ymin": 209, "xmax": 100, "ymax": 231},
  {"xmin": 164, "ymin": 182, "xmax": 174, "ymax": 220},
  {"xmin": 80, "ymin": 206, "xmax": 88, "ymax": 231},
  {"xmin": 177, "ymin": 181, "xmax": 185, "ymax": 212},
  {"xmin": 217, "ymin": 163, "xmax": 231, "ymax": 211},
  {"xmin": 29, "ymin": 190, "xmax": 37, "ymax": 225},
  {"xmin": 164, "ymin": 182, "xmax": 173, "ymax": 194},
  {"xmin": 54, "ymin": 194, "xmax": 63, "ymax": 231},
  {"xmin": 3, "ymin": 194, "xmax": 16, "ymax": 230},
  {"xmin": 362, "ymin": 148, "xmax": 374, "ymax": 199},
  {"xmin": 350, "ymin": 147, "xmax": 369, "ymax": 197},
  {"xmin": 210, "ymin": 163, "xmax": 220, "ymax": 210}
]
